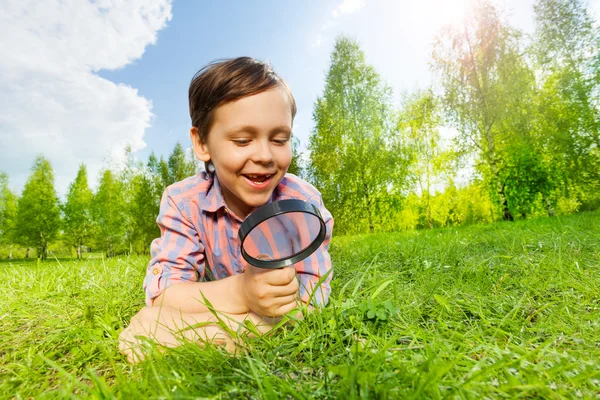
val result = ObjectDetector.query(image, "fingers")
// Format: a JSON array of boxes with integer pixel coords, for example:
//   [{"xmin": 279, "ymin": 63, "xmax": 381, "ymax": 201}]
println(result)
[
  {"xmin": 257, "ymin": 275, "xmax": 299, "ymax": 299},
  {"xmin": 263, "ymin": 267, "xmax": 297, "ymax": 286},
  {"xmin": 245, "ymin": 265, "xmax": 296, "ymax": 286},
  {"xmin": 274, "ymin": 299, "xmax": 301, "ymax": 317},
  {"xmin": 272, "ymin": 293, "xmax": 298, "ymax": 308},
  {"xmin": 258, "ymin": 294, "xmax": 300, "ymax": 318}
]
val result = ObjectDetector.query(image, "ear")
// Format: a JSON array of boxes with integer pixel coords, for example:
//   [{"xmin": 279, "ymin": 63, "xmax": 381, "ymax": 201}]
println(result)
[{"xmin": 190, "ymin": 127, "xmax": 211, "ymax": 162}]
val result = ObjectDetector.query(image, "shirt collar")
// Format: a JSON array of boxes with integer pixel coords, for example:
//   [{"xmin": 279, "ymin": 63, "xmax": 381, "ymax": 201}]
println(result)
[{"xmin": 203, "ymin": 173, "xmax": 227, "ymax": 213}]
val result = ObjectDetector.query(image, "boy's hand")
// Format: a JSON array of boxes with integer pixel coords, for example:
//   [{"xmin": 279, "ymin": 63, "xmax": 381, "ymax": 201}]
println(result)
[{"xmin": 238, "ymin": 262, "xmax": 300, "ymax": 318}]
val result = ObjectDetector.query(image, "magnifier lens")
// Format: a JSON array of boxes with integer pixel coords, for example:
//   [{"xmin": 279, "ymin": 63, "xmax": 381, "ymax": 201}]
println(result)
[{"xmin": 242, "ymin": 211, "xmax": 322, "ymax": 261}]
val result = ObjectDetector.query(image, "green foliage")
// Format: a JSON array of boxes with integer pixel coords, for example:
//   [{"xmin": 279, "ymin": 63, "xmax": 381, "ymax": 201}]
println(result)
[
  {"xmin": 396, "ymin": 182, "xmax": 495, "ymax": 230},
  {"xmin": 400, "ymin": 89, "xmax": 456, "ymax": 228},
  {"xmin": 129, "ymin": 159, "xmax": 162, "ymax": 254},
  {"xmin": 166, "ymin": 142, "xmax": 199, "ymax": 186},
  {"xmin": 0, "ymin": 172, "xmax": 18, "ymax": 248},
  {"xmin": 14, "ymin": 156, "xmax": 61, "ymax": 259},
  {"xmin": 62, "ymin": 164, "xmax": 94, "ymax": 258},
  {"xmin": 356, "ymin": 299, "xmax": 399, "ymax": 322},
  {"xmin": 287, "ymin": 136, "xmax": 304, "ymax": 178},
  {"xmin": 532, "ymin": 0, "xmax": 600, "ymax": 211},
  {"xmin": 309, "ymin": 36, "xmax": 411, "ymax": 234},
  {"xmin": 92, "ymin": 169, "xmax": 126, "ymax": 257},
  {"xmin": 433, "ymin": 0, "xmax": 540, "ymax": 221},
  {"xmin": 148, "ymin": 151, "xmax": 171, "ymax": 190}
]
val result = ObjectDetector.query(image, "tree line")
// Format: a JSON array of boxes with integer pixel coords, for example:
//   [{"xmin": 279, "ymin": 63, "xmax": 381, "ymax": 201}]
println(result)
[
  {"xmin": 307, "ymin": 0, "xmax": 600, "ymax": 234},
  {"xmin": 0, "ymin": 145, "xmax": 202, "ymax": 259},
  {"xmin": 0, "ymin": 0, "xmax": 599, "ymax": 257}
]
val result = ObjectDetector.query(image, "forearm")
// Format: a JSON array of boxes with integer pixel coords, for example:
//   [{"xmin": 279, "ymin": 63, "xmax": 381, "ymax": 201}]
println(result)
[
  {"xmin": 152, "ymin": 274, "xmax": 247, "ymax": 314},
  {"xmin": 148, "ymin": 306, "xmax": 280, "ymax": 339},
  {"xmin": 119, "ymin": 305, "xmax": 283, "ymax": 364}
]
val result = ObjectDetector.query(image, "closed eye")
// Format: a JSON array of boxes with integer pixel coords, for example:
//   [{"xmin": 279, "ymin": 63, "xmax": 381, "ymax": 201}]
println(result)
[{"xmin": 272, "ymin": 138, "xmax": 290, "ymax": 145}]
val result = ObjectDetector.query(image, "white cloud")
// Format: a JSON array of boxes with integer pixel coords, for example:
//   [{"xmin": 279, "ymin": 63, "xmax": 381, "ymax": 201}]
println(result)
[
  {"xmin": 312, "ymin": 0, "xmax": 365, "ymax": 47},
  {"xmin": 332, "ymin": 0, "xmax": 365, "ymax": 18},
  {"xmin": 0, "ymin": 0, "xmax": 172, "ymax": 196}
]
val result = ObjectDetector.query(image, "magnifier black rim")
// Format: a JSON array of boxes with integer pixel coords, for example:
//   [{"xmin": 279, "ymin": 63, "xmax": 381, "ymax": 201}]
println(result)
[{"xmin": 239, "ymin": 199, "xmax": 326, "ymax": 269}]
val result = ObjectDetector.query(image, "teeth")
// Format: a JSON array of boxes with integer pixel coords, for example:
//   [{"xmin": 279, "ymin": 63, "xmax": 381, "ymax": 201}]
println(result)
[{"xmin": 247, "ymin": 174, "xmax": 271, "ymax": 179}]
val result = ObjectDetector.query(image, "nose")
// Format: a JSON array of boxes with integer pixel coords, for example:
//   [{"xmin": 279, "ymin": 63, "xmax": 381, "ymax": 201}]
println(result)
[{"xmin": 251, "ymin": 139, "xmax": 274, "ymax": 164}]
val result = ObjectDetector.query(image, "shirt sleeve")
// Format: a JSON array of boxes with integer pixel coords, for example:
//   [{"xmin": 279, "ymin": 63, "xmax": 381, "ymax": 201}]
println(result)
[
  {"xmin": 296, "ymin": 193, "xmax": 334, "ymax": 307},
  {"xmin": 143, "ymin": 190, "xmax": 205, "ymax": 306}
]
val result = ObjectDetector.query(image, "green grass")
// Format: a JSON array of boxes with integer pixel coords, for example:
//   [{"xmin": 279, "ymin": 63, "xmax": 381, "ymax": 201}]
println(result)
[{"xmin": 1, "ymin": 211, "xmax": 599, "ymax": 398}]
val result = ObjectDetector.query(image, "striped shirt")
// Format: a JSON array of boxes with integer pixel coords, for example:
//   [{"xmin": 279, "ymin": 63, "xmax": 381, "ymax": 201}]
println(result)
[{"xmin": 143, "ymin": 172, "xmax": 334, "ymax": 308}]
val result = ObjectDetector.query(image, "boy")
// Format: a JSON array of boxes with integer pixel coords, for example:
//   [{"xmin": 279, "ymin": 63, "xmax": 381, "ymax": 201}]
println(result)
[{"xmin": 119, "ymin": 57, "xmax": 333, "ymax": 363}]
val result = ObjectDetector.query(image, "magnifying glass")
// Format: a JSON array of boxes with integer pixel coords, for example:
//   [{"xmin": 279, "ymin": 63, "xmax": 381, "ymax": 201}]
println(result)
[{"xmin": 238, "ymin": 199, "xmax": 326, "ymax": 269}]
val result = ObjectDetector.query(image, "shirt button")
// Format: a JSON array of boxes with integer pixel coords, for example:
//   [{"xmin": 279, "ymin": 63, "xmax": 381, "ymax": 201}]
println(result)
[{"xmin": 152, "ymin": 267, "xmax": 160, "ymax": 275}]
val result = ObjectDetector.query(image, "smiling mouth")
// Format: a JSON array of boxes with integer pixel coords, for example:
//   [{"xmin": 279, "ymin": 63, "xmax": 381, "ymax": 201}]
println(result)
[{"xmin": 242, "ymin": 174, "xmax": 273, "ymax": 183}]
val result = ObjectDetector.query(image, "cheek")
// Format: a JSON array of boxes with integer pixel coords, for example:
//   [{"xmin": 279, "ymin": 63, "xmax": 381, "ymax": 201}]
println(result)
[
  {"xmin": 224, "ymin": 147, "xmax": 250, "ymax": 168},
  {"xmin": 276, "ymin": 146, "xmax": 293, "ymax": 167}
]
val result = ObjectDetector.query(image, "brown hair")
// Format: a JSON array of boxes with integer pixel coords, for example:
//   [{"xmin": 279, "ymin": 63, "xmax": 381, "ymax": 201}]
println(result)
[{"xmin": 189, "ymin": 57, "xmax": 297, "ymax": 147}]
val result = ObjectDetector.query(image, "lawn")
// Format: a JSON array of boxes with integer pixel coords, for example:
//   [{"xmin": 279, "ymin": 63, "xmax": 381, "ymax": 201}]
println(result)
[{"xmin": 1, "ymin": 211, "xmax": 599, "ymax": 398}]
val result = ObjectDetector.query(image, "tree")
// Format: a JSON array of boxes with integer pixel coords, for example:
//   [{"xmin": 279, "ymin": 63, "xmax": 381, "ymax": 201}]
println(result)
[
  {"xmin": 92, "ymin": 169, "xmax": 125, "ymax": 257},
  {"xmin": 308, "ymin": 36, "xmax": 410, "ymax": 234},
  {"xmin": 118, "ymin": 146, "xmax": 143, "ymax": 255},
  {"xmin": 130, "ymin": 155, "xmax": 163, "ymax": 253},
  {"xmin": 287, "ymin": 136, "xmax": 304, "ymax": 178},
  {"xmin": 0, "ymin": 172, "xmax": 18, "ymax": 258},
  {"xmin": 433, "ymin": 0, "xmax": 539, "ymax": 221},
  {"xmin": 63, "ymin": 164, "xmax": 93, "ymax": 258},
  {"xmin": 167, "ymin": 143, "xmax": 199, "ymax": 185},
  {"xmin": 15, "ymin": 156, "xmax": 61, "ymax": 259},
  {"xmin": 400, "ymin": 89, "xmax": 453, "ymax": 228},
  {"xmin": 532, "ymin": 0, "xmax": 600, "ymax": 210}
]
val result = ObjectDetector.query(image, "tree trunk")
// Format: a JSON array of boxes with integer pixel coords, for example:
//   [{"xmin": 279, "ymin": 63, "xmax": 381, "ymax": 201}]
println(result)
[
  {"xmin": 39, "ymin": 231, "xmax": 47, "ymax": 260},
  {"xmin": 25, "ymin": 248, "xmax": 30, "ymax": 258},
  {"xmin": 8, "ymin": 245, "xmax": 12, "ymax": 259},
  {"xmin": 425, "ymin": 175, "xmax": 433, "ymax": 229},
  {"xmin": 497, "ymin": 182, "xmax": 514, "ymax": 221},
  {"xmin": 545, "ymin": 197, "xmax": 555, "ymax": 217},
  {"xmin": 364, "ymin": 183, "xmax": 374, "ymax": 233},
  {"xmin": 77, "ymin": 244, "xmax": 82, "ymax": 259},
  {"xmin": 487, "ymin": 145, "xmax": 513, "ymax": 222},
  {"xmin": 425, "ymin": 193, "xmax": 433, "ymax": 229}
]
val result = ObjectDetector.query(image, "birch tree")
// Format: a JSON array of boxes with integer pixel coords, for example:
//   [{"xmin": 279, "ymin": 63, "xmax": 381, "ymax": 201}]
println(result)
[
  {"xmin": 309, "ymin": 36, "xmax": 410, "ymax": 233},
  {"xmin": 433, "ymin": 1, "xmax": 537, "ymax": 220}
]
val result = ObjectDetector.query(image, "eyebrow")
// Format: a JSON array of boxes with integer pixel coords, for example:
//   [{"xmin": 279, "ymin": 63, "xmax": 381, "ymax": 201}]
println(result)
[{"xmin": 227, "ymin": 125, "xmax": 292, "ymax": 135}]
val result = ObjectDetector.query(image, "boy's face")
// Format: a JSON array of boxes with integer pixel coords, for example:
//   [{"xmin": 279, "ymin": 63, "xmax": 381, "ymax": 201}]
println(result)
[{"xmin": 191, "ymin": 87, "xmax": 293, "ymax": 219}]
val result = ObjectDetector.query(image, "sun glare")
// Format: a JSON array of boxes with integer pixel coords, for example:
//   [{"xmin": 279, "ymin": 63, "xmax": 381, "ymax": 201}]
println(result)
[{"xmin": 423, "ymin": 0, "xmax": 471, "ymax": 28}]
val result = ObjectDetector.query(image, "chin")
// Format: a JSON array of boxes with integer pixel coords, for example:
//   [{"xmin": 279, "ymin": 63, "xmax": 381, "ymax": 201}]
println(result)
[{"xmin": 243, "ymin": 193, "xmax": 273, "ymax": 208}]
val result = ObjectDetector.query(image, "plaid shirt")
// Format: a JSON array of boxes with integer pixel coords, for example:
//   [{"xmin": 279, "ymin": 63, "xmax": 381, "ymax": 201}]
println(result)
[{"xmin": 143, "ymin": 172, "xmax": 334, "ymax": 307}]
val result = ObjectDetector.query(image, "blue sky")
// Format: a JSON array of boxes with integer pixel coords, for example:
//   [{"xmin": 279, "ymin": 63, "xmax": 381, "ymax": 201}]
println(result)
[{"xmin": 1, "ymin": 0, "xmax": 599, "ymax": 196}]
